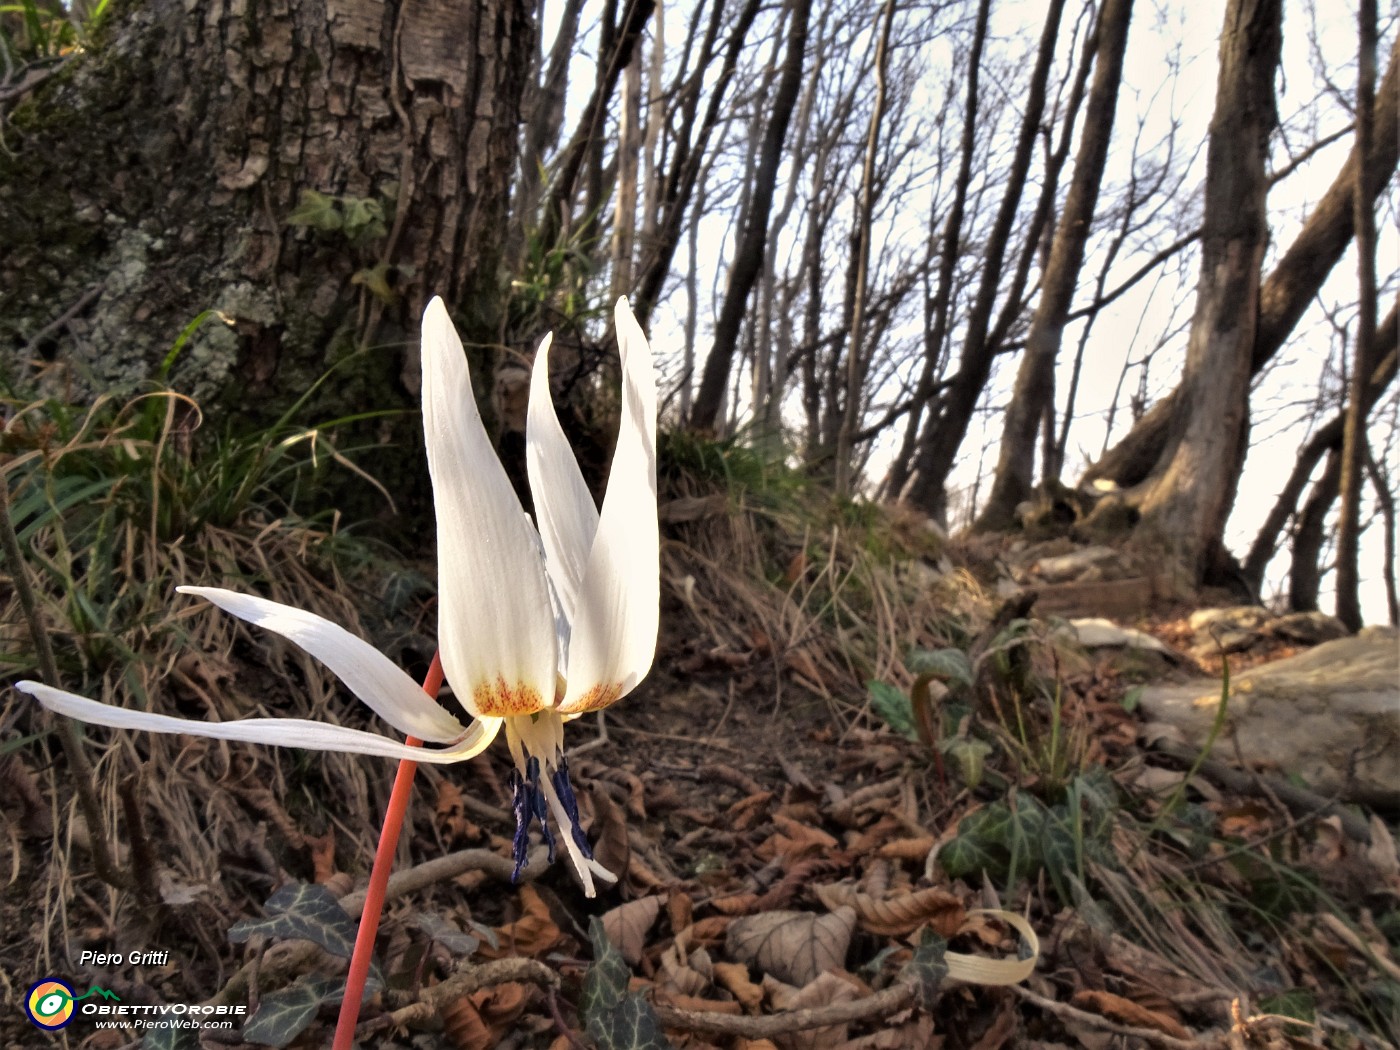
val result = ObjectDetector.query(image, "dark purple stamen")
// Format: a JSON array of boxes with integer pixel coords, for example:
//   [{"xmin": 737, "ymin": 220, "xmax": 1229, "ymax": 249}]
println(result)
[
  {"xmin": 550, "ymin": 758, "xmax": 595, "ymax": 860},
  {"xmin": 508, "ymin": 768, "xmax": 531, "ymax": 881}
]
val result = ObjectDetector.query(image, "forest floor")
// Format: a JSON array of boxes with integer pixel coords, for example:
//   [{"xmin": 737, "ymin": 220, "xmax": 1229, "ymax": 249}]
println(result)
[{"xmin": 2, "ymin": 429, "xmax": 1398, "ymax": 1050}]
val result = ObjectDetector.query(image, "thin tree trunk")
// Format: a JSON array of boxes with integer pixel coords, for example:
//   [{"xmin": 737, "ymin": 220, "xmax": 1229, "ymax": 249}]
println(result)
[
  {"xmin": 1085, "ymin": 34, "xmax": 1399, "ymax": 490},
  {"xmin": 885, "ymin": 0, "xmax": 1007, "ymax": 500},
  {"xmin": 1335, "ymin": 0, "xmax": 1378, "ymax": 631},
  {"xmin": 690, "ymin": 0, "xmax": 813, "ymax": 430},
  {"xmin": 1132, "ymin": 0, "xmax": 1281, "ymax": 583},
  {"xmin": 904, "ymin": 0, "xmax": 1069, "ymax": 520},
  {"xmin": 833, "ymin": 0, "xmax": 897, "ymax": 495},
  {"xmin": 1290, "ymin": 450, "xmax": 1341, "ymax": 612},
  {"xmin": 976, "ymin": 0, "xmax": 1132, "ymax": 530},
  {"xmin": 1244, "ymin": 302, "xmax": 1397, "ymax": 589}
]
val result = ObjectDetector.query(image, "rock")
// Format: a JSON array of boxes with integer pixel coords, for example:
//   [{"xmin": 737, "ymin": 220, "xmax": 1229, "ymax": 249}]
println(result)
[
  {"xmin": 1032, "ymin": 546, "xmax": 1124, "ymax": 583},
  {"xmin": 1267, "ymin": 611, "xmax": 1348, "ymax": 646},
  {"xmin": 1139, "ymin": 629, "xmax": 1400, "ymax": 806},
  {"xmin": 1187, "ymin": 605, "xmax": 1271, "ymax": 634},
  {"xmin": 1068, "ymin": 618, "xmax": 1171, "ymax": 653}
]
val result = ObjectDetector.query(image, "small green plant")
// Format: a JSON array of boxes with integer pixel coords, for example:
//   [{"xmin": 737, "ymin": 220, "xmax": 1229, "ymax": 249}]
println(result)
[{"xmin": 1, "ymin": 0, "xmax": 111, "ymax": 64}]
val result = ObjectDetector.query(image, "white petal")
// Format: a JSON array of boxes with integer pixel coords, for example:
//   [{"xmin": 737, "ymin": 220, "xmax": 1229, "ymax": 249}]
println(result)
[
  {"xmin": 421, "ymin": 298, "xmax": 558, "ymax": 717},
  {"xmin": 177, "ymin": 586, "xmax": 467, "ymax": 743},
  {"xmin": 558, "ymin": 298, "xmax": 659, "ymax": 714},
  {"xmin": 527, "ymin": 332, "xmax": 600, "ymax": 629},
  {"xmin": 18, "ymin": 682, "xmax": 501, "ymax": 764}
]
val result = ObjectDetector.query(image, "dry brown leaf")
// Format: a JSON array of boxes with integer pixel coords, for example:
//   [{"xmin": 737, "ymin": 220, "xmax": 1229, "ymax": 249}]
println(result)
[
  {"xmin": 590, "ymin": 784, "xmax": 632, "ymax": 885},
  {"xmin": 480, "ymin": 885, "xmax": 562, "ymax": 959},
  {"xmin": 763, "ymin": 970, "xmax": 860, "ymax": 1050},
  {"xmin": 969, "ymin": 1002, "xmax": 1017, "ymax": 1050},
  {"xmin": 602, "ymin": 895, "xmax": 662, "ymax": 967},
  {"xmin": 713, "ymin": 960, "xmax": 764, "ymax": 1013},
  {"xmin": 876, "ymin": 835, "xmax": 938, "ymax": 861},
  {"xmin": 669, "ymin": 890, "xmax": 694, "ymax": 934},
  {"xmin": 726, "ymin": 791, "xmax": 775, "ymax": 831},
  {"xmin": 813, "ymin": 882, "xmax": 965, "ymax": 938},
  {"xmin": 846, "ymin": 1015, "xmax": 941, "ymax": 1048},
  {"xmin": 1071, "ymin": 989, "xmax": 1192, "ymax": 1039},
  {"xmin": 711, "ymin": 892, "xmax": 762, "ymax": 915},
  {"xmin": 660, "ymin": 941, "xmax": 712, "ymax": 997},
  {"xmin": 688, "ymin": 916, "xmax": 733, "ymax": 945},
  {"xmin": 440, "ymin": 996, "xmax": 493, "ymax": 1050},
  {"xmin": 306, "ymin": 828, "xmax": 337, "ymax": 883},
  {"xmin": 725, "ymin": 907, "xmax": 856, "ymax": 987},
  {"xmin": 757, "ymin": 813, "xmax": 839, "ymax": 864},
  {"xmin": 654, "ymin": 988, "xmax": 744, "ymax": 1015},
  {"xmin": 435, "ymin": 781, "xmax": 482, "ymax": 845}
]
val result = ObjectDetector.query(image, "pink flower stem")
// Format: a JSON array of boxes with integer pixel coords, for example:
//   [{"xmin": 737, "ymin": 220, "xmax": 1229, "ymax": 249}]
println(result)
[{"xmin": 331, "ymin": 651, "xmax": 444, "ymax": 1050}]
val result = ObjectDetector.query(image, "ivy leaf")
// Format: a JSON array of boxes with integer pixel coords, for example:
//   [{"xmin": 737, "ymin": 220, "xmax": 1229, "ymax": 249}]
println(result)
[
  {"xmin": 587, "ymin": 993, "xmax": 673, "ymax": 1050},
  {"xmin": 900, "ymin": 930, "xmax": 948, "ymax": 1009},
  {"xmin": 227, "ymin": 883, "xmax": 357, "ymax": 958},
  {"xmin": 579, "ymin": 917, "xmax": 673, "ymax": 1050},
  {"xmin": 241, "ymin": 975, "xmax": 379, "ymax": 1049},
  {"xmin": 941, "ymin": 736, "xmax": 994, "ymax": 787},
  {"xmin": 906, "ymin": 647, "xmax": 974, "ymax": 688},
  {"xmin": 286, "ymin": 189, "xmax": 342, "ymax": 232},
  {"xmin": 868, "ymin": 680, "xmax": 917, "ymax": 740},
  {"xmin": 938, "ymin": 833, "xmax": 1004, "ymax": 881}
]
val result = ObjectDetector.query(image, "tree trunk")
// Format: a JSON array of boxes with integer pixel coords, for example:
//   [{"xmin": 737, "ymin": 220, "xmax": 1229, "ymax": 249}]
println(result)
[
  {"xmin": 1334, "ymin": 0, "xmax": 1378, "ymax": 631},
  {"xmin": 689, "ymin": 0, "xmax": 812, "ymax": 431},
  {"xmin": 1084, "ymin": 33, "xmax": 1399, "ymax": 490},
  {"xmin": 1243, "ymin": 301, "xmax": 1397, "ymax": 590},
  {"xmin": 1, "ymin": 0, "xmax": 534, "ymax": 514},
  {"xmin": 902, "ymin": 0, "xmax": 1068, "ymax": 521},
  {"xmin": 1131, "ymin": 0, "xmax": 1281, "ymax": 583},
  {"xmin": 976, "ymin": 0, "xmax": 1132, "ymax": 530}
]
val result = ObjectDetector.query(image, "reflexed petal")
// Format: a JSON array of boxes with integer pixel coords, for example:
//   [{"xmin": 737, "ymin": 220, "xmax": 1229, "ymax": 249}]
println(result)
[
  {"xmin": 527, "ymin": 332, "xmax": 600, "ymax": 628},
  {"xmin": 421, "ymin": 298, "xmax": 557, "ymax": 717},
  {"xmin": 18, "ymin": 682, "xmax": 501, "ymax": 764},
  {"xmin": 177, "ymin": 586, "xmax": 467, "ymax": 743},
  {"xmin": 558, "ymin": 297, "xmax": 659, "ymax": 714}
]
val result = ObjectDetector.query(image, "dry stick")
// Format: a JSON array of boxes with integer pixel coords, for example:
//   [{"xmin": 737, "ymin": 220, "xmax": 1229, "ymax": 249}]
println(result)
[
  {"xmin": 206, "ymin": 844, "xmax": 547, "ymax": 1008},
  {"xmin": 652, "ymin": 981, "xmax": 916, "ymax": 1038},
  {"xmin": 330, "ymin": 653, "xmax": 443, "ymax": 1050},
  {"xmin": 1009, "ymin": 984, "xmax": 1223, "ymax": 1050},
  {"xmin": 357, "ymin": 957, "xmax": 561, "ymax": 1037},
  {"xmin": 0, "ymin": 472, "xmax": 134, "ymax": 893},
  {"xmin": 1149, "ymin": 738, "xmax": 1373, "ymax": 845}
]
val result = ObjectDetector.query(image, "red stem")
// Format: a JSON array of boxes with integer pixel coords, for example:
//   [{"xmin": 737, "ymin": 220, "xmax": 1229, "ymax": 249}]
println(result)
[{"xmin": 331, "ymin": 652, "xmax": 444, "ymax": 1050}]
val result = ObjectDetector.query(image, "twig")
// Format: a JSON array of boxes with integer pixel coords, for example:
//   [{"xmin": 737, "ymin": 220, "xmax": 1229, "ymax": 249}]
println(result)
[
  {"xmin": 0, "ymin": 470, "xmax": 133, "ymax": 892},
  {"xmin": 651, "ymin": 980, "xmax": 915, "ymax": 1038},
  {"xmin": 205, "ymin": 843, "xmax": 545, "ymax": 1008},
  {"xmin": 21, "ymin": 285, "xmax": 102, "ymax": 353},
  {"xmin": 339, "ymin": 846, "xmax": 538, "ymax": 913},
  {"xmin": 118, "ymin": 773, "xmax": 160, "ymax": 905},
  {"xmin": 357, "ymin": 957, "xmax": 561, "ymax": 1037},
  {"xmin": 1149, "ymin": 738, "xmax": 1372, "ymax": 844},
  {"xmin": 1010, "ymin": 984, "xmax": 1223, "ymax": 1049}
]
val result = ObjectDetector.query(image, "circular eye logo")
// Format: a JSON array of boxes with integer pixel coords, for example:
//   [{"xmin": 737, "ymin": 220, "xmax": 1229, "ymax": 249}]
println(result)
[{"xmin": 25, "ymin": 978, "xmax": 77, "ymax": 1030}]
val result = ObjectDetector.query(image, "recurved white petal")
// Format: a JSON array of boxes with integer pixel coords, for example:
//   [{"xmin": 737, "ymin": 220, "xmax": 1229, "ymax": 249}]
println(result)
[
  {"xmin": 421, "ymin": 298, "xmax": 558, "ymax": 717},
  {"xmin": 177, "ymin": 586, "xmax": 466, "ymax": 743},
  {"xmin": 18, "ymin": 682, "xmax": 501, "ymax": 764},
  {"xmin": 527, "ymin": 332, "xmax": 600, "ymax": 628},
  {"xmin": 558, "ymin": 298, "xmax": 659, "ymax": 714}
]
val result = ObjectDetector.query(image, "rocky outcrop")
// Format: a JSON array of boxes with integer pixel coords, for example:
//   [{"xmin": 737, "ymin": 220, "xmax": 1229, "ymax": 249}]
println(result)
[{"xmin": 1139, "ymin": 628, "xmax": 1400, "ymax": 806}]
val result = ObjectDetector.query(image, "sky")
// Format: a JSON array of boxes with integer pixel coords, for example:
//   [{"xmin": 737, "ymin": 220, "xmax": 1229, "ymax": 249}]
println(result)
[{"xmin": 544, "ymin": 0, "xmax": 1398, "ymax": 623}]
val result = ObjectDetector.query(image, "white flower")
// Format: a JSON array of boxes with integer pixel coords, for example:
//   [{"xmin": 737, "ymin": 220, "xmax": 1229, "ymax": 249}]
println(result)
[{"xmin": 17, "ymin": 297, "xmax": 659, "ymax": 897}]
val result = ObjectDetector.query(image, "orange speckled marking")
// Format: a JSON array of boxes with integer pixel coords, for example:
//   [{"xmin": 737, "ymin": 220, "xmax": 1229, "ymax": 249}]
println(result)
[
  {"xmin": 561, "ymin": 681, "xmax": 624, "ymax": 715},
  {"xmin": 472, "ymin": 676, "xmax": 545, "ymax": 717}
]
